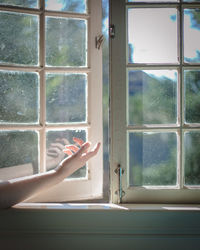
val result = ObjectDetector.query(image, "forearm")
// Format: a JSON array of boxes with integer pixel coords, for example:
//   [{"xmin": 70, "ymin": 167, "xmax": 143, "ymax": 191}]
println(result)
[{"xmin": 0, "ymin": 169, "xmax": 64, "ymax": 209}]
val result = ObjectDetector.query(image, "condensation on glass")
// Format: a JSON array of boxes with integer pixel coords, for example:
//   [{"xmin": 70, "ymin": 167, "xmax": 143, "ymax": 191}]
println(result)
[
  {"xmin": 0, "ymin": 71, "xmax": 39, "ymax": 124},
  {"xmin": 128, "ymin": 70, "xmax": 177, "ymax": 125},
  {"xmin": 184, "ymin": 70, "xmax": 200, "ymax": 124},
  {"xmin": 184, "ymin": 9, "xmax": 200, "ymax": 63},
  {"xmin": 128, "ymin": 132, "xmax": 177, "ymax": 186},
  {"xmin": 184, "ymin": 131, "xmax": 200, "ymax": 185},
  {"xmin": 45, "ymin": 0, "xmax": 87, "ymax": 13},
  {"xmin": 0, "ymin": 11, "xmax": 39, "ymax": 66},
  {"xmin": 127, "ymin": 8, "xmax": 178, "ymax": 64},
  {"xmin": 46, "ymin": 73, "xmax": 87, "ymax": 123},
  {"xmin": 0, "ymin": 131, "xmax": 38, "ymax": 180},
  {"xmin": 46, "ymin": 129, "xmax": 87, "ymax": 179},
  {"xmin": 0, "ymin": 0, "xmax": 38, "ymax": 8},
  {"xmin": 45, "ymin": 17, "xmax": 87, "ymax": 67}
]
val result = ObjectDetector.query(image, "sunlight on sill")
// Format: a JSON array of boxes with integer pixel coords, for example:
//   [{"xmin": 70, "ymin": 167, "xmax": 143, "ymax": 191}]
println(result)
[{"xmin": 13, "ymin": 203, "xmax": 200, "ymax": 211}]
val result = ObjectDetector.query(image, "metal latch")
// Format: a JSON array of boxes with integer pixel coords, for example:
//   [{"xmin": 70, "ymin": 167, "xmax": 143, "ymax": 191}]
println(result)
[
  {"xmin": 115, "ymin": 164, "xmax": 125, "ymax": 203},
  {"xmin": 109, "ymin": 24, "xmax": 115, "ymax": 39}
]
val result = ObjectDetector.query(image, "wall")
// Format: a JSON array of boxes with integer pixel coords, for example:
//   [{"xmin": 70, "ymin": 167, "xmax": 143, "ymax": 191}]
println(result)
[{"xmin": 0, "ymin": 205, "xmax": 200, "ymax": 250}]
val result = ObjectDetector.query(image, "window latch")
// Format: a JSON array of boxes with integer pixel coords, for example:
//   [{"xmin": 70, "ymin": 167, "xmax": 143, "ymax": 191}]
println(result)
[
  {"xmin": 109, "ymin": 24, "xmax": 115, "ymax": 39},
  {"xmin": 115, "ymin": 164, "xmax": 125, "ymax": 203},
  {"xmin": 95, "ymin": 34, "xmax": 104, "ymax": 50}
]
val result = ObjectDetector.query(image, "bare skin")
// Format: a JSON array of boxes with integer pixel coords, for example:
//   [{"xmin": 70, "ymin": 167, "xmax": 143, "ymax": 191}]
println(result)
[{"xmin": 0, "ymin": 138, "xmax": 101, "ymax": 209}]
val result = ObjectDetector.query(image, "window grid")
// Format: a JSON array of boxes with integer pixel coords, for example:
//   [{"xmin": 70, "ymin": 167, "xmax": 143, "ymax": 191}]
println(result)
[
  {"xmin": 125, "ymin": 1, "xmax": 200, "ymax": 191},
  {"xmin": 0, "ymin": 2, "xmax": 91, "ymax": 174}
]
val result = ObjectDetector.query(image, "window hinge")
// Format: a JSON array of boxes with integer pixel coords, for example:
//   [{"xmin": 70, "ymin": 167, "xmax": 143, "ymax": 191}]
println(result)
[
  {"xmin": 109, "ymin": 24, "xmax": 115, "ymax": 39},
  {"xmin": 114, "ymin": 164, "xmax": 125, "ymax": 203}
]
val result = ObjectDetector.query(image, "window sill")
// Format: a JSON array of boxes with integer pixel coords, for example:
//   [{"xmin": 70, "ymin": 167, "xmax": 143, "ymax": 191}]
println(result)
[{"xmin": 13, "ymin": 202, "xmax": 200, "ymax": 211}]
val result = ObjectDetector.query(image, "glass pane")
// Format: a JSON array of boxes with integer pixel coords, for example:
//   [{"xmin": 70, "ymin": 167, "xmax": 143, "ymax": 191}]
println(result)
[
  {"xmin": 45, "ymin": 0, "xmax": 86, "ymax": 13},
  {"xmin": 46, "ymin": 17, "xmax": 87, "ymax": 67},
  {"xmin": 128, "ymin": 70, "xmax": 177, "ymax": 125},
  {"xmin": 183, "ymin": 0, "xmax": 200, "ymax": 2},
  {"xmin": 184, "ymin": 9, "xmax": 200, "ymax": 63},
  {"xmin": 46, "ymin": 130, "xmax": 87, "ymax": 178},
  {"xmin": 0, "ymin": 0, "xmax": 38, "ymax": 8},
  {"xmin": 0, "ymin": 131, "xmax": 38, "ymax": 180},
  {"xmin": 128, "ymin": 8, "xmax": 178, "ymax": 64},
  {"xmin": 0, "ymin": 71, "xmax": 39, "ymax": 124},
  {"xmin": 129, "ymin": 132, "xmax": 177, "ymax": 186},
  {"xmin": 184, "ymin": 70, "xmax": 200, "ymax": 123},
  {"xmin": 184, "ymin": 131, "xmax": 200, "ymax": 185},
  {"xmin": 46, "ymin": 73, "xmax": 87, "ymax": 123},
  {"xmin": 0, "ymin": 11, "xmax": 39, "ymax": 66}
]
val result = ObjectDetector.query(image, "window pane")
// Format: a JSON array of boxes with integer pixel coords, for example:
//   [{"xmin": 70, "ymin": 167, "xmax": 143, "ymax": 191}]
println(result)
[
  {"xmin": 46, "ymin": 130, "xmax": 86, "ymax": 178},
  {"xmin": 128, "ymin": 70, "xmax": 177, "ymax": 125},
  {"xmin": 0, "ymin": 11, "xmax": 39, "ymax": 66},
  {"xmin": 0, "ymin": 71, "xmax": 39, "ymax": 124},
  {"xmin": 0, "ymin": 131, "xmax": 38, "ymax": 180},
  {"xmin": 129, "ymin": 132, "xmax": 177, "ymax": 186},
  {"xmin": 0, "ymin": 0, "xmax": 38, "ymax": 8},
  {"xmin": 45, "ymin": 0, "xmax": 87, "ymax": 13},
  {"xmin": 184, "ymin": 70, "xmax": 200, "ymax": 123},
  {"xmin": 46, "ymin": 17, "xmax": 87, "ymax": 67},
  {"xmin": 46, "ymin": 74, "xmax": 87, "ymax": 123},
  {"xmin": 128, "ymin": 8, "xmax": 178, "ymax": 63},
  {"xmin": 184, "ymin": 9, "xmax": 200, "ymax": 63},
  {"xmin": 184, "ymin": 131, "xmax": 200, "ymax": 185}
]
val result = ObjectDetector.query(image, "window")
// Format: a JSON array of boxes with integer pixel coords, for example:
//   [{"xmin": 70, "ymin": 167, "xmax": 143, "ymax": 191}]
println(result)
[
  {"xmin": 0, "ymin": 0, "xmax": 103, "ymax": 202},
  {"xmin": 110, "ymin": 0, "xmax": 200, "ymax": 203}
]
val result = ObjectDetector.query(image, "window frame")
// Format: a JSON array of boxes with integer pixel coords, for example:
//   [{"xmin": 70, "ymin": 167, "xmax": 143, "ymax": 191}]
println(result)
[
  {"xmin": 110, "ymin": 0, "xmax": 200, "ymax": 204},
  {"xmin": 0, "ymin": 0, "xmax": 103, "ymax": 202}
]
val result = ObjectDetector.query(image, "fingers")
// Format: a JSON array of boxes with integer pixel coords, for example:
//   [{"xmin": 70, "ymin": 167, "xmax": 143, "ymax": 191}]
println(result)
[
  {"xmin": 63, "ymin": 149, "xmax": 73, "ymax": 156},
  {"xmin": 82, "ymin": 142, "xmax": 101, "ymax": 161},
  {"xmin": 73, "ymin": 137, "xmax": 84, "ymax": 146},
  {"xmin": 64, "ymin": 145, "xmax": 79, "ymax": 153}
]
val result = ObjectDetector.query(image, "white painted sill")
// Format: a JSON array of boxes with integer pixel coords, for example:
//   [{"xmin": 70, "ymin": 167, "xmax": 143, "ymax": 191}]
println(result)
[{"xmin": 13, "ymin": 202, "xmax": 200, "ymax": 211}]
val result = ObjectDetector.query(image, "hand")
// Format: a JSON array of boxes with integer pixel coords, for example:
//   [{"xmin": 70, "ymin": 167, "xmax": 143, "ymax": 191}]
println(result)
[{"xmin": 57, "ymin": 138, "xmax": 101, "ymax": 177}]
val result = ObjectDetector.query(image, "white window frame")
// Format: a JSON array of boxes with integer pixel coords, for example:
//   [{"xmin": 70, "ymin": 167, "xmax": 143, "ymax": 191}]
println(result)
[
  {"xmin": 0, "ymin": 0, "xmax": 103, "ymax": 202},
  {"xmin": 110, "ymin": 0, "xmax": 200, "ymax": 204}
]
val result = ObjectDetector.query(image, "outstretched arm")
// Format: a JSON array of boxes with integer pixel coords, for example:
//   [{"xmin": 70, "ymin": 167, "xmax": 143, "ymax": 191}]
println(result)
[{"xmin": 0, "ymin": 140, "xmax": 100, "ymax": 209}]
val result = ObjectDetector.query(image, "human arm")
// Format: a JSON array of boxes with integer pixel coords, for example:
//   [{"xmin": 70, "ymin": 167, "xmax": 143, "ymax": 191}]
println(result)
[{"xmin": 0, "ymin": 140, "xmax": 100, "ymax": 209}]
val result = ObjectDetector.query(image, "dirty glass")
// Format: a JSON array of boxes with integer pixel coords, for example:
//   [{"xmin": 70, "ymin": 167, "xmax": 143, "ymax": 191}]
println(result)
[
  {"xmin": 184, "ymin": 70, "xmax": 200, "ymax": 123},
  {"xmin": 45, "ymin": 0, "xmax": 87, "ymax": 13},
  {"xmin": 0, "ymin": 131, "xmax": 38, "ymax": 180},
  {"xmin": 128, "ymin": 70, "xmax": 177, "ymax": 125},
  {"xmin": 0, "ymin": 11, "xmax": 39, "ymax": 65},
  {"xmin": 128, "ymin": 8, "xmax": 178, "ymax": 63},
  {"xmin": 129, "ymin": 132, "xmax": 177, "ymax": 186},
  {"xmin": 46, "ymin": 130, "xmax": 86, "ymax": 178},
  {"xmin": 184, "ymin": 9, "xmax": 200, "ymax": 63},
  {"xmin": 46, "ymin": 73, "xmax": 87, "ymax": 123},
  {"xmin": 0, "ymin": 71, "xmax": 39, "ymax": 124},
  {"xmin": 45, "ymin": 17, "xmax": 87, "ymax": 67},
  {"xmin": 0, "ymin": 0, "xmax": 38, "ymax": 8},
  {"xmin": 184, "ymin": 131, "xmax": 200, "ymax": 185}
]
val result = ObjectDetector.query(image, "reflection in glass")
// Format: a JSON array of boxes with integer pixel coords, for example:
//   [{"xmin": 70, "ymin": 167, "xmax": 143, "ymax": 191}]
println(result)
[
  {"xmin": 46, "ymin": 17, "xmax": 87, "ymax": 67},
  {"xmin": 46, "ymin": 130, "xmax": 87, "ymax": 178},
  {"xmin": 45, "ymin": 0, "xmax": 86, "ymax": 13},
  {"xmin": 129, "ymin": 132, "xmax": 177, "ymax": 186},
  {"xmin": 0, "ymin": 131, "xmax": 38, "ymax": 180},
  {"xmin": 128, "ymin": 8, "xmax": 178, "ymax": 63},
  {"xmin": 0, "ymin": 11, "xmax": 39, "ymax": 65},
  {"xmin": 128, "ymin": 70, "xmax": 177, "ymax": 125},
  {"xmin": 46, "ymin": 73, "xmax": 87, "ymax": 123},
  {"xmin": 184, "ymin": 9, "xmax": 200, "ymax": 63},
  {"xmin": 0, "ymin": 0, "xmax": 38, "ymax": 8},
  {"xmin": 184, "ymin": 132, "xmax": 200, "ymax": 185},
  {"xmin": 0, "ymin": 71, "xmax": 39, "ymax": 124},
  {"xmin": 184, "ymin": 70, "xmax": 200, "ymax": 123}
]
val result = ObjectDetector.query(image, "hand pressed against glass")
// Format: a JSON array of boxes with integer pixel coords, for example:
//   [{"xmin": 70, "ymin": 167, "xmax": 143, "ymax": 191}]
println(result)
[{"xmin": 0, "ymin": 138, "xmax": 100, "ymax": 209}]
